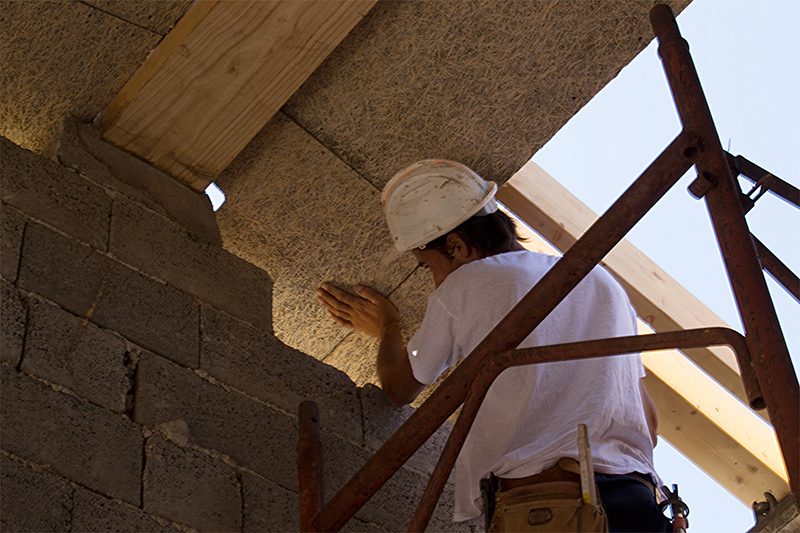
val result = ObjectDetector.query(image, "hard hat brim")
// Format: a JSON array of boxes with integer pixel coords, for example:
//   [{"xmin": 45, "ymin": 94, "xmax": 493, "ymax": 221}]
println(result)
[
  {"xmin": 391, "ymin": 181, "xmax": 498, "ymax": 252},
  {"xmin": 382, "ymin": 159, "xmax": 499, "ymax": 253},
  {"xmin": 379, "ymin": 244, "xmax": 405, "ymax": 266}
]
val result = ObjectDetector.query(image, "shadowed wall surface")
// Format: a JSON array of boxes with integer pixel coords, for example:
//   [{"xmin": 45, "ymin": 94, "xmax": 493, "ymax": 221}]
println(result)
[{"xmin": 1, "ymin": 1, "xmax": 693, "ymax": 528}]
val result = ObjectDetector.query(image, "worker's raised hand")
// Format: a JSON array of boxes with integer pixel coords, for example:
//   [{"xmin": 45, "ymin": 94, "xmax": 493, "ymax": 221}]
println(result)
[{"xmin": 316, "ymin": 283, "xmax": 399, "ymax": 339}]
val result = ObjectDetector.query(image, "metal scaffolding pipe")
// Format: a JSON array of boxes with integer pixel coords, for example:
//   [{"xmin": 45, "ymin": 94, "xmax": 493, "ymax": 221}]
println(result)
[
  {"xmin": 727, "ymin": 152, "xmax": 800, "ymax": 210},
  {"xmin": 408, "ymin": 328, "xmax": 756, "ymax": 530},
  {"xmin": 651, "ymin": 3, "xmax": 799, "ymax": 500},
  {"xmin": 307, "ymin": 132, "xmax": 698, "ymax": 532},
  {"xmin": 298, "ymin": 401, "xmax": 324, "ymax": 531},
  {"xmin": 753, "ymin": 235, "xmax": 800, "ymax": 304}
]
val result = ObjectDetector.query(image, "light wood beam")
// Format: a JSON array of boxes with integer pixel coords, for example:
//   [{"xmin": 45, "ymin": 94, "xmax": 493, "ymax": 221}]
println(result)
[
  {"xmin": 643, "ymin": 368, "xmax": 788, "ymax": 505},
  {"xmin": 98, "ymin": 0, "xmax": 377, "ymax": 191}
]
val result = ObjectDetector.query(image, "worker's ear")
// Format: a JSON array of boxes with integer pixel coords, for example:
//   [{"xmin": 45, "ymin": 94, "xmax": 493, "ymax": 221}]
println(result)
[{"xmin": 446, "ymin": 233, "xmax": 476, "ymax": 260}]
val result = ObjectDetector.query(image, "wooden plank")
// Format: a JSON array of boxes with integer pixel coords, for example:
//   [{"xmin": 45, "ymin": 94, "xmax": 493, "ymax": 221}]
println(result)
[
  {"xmin": 638, "ymin": 320, "xmax": 788, "ymax": 501},
  {"xmin": 643, "ymin": 368, "xmax": 789, "ymax": 505},
  {"xmin": 497, "ymin": 161, "xmax": 753, "ymax": 410},
  {"xmin": 97, "ymin": 0, "xmax": 219, "ymax": 131},
  {"xmin": 99, "ymin": 0, "xmax": 377, "ymax": 191}
]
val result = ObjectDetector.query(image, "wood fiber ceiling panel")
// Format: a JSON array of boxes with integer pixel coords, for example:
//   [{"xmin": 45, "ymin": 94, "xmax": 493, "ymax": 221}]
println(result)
[
  {"xmin": 0, "ymin": 1, "xmax": 166, "ymax": 154},
  {"xmin": 81, "ymin": 0, "xmax": 192, "ymax": 35},
  {"xmin": 216, "ymin": 113, "xmax": 416, "ymax": 360},
  {"xmin": 283, "ymin": 0, "xmax": 690, "ymax": 190}
]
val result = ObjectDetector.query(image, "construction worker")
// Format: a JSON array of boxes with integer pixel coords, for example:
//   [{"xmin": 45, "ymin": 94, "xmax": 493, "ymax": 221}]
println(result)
[{"xmin": 317, "ymin": 160, "xmax": 671, "ymax": 532}]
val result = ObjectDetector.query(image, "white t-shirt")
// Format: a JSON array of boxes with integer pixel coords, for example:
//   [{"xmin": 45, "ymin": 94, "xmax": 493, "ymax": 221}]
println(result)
[{"xmin": 406, "ymin": 250, "xmax": 658, "ymax": 523}]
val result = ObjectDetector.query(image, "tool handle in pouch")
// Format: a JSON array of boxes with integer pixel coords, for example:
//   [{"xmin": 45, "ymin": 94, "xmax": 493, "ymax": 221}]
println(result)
[{"xmin": 577, "ymin": 424, "xmax": 598, "ymax": 506}]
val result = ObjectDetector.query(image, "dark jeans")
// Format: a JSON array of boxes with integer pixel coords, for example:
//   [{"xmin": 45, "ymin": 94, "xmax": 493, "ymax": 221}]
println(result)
[{"xmin": 595, "ymin": 474, "xmax": 672, "ymax": 532}]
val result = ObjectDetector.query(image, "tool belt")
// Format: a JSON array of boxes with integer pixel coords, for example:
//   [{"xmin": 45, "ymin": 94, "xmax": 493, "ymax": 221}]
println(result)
[
  {"xmin": 482, "ymin": 459, "xmax": 608, "ymax": 533},
  {"xmin": 498, "ymin": 458, "xmax": 582, "ymax": 490}
]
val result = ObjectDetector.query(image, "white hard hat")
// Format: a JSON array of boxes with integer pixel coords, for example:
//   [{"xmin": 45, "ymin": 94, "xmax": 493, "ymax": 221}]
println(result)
[{"xmin": 381, "ymin": 159, "xmax": 498, "ymax": 252}]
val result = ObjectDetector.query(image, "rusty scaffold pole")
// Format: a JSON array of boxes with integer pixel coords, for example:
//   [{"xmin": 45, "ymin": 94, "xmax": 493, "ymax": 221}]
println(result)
[
  {"xmin": 725, "ymin": 152, "xmax": 800, "ymax": 303},
  {"xmin": 298, "ymin": 4, "xmax": 798, "ymax": 530},
  {"xmin": 303, "ymin": 125, "xmax": 698, "ymax": 533},
  {"xmin": 650, "ymin": 4, "xmax": 799, "ymax": 499},
  {"xmin": 408, "ymin": 328, "xmax": 756, "ymax": 530},
  {"xmin": 298, "ymin": 401, "xmax": 324, "ymax": 531}
]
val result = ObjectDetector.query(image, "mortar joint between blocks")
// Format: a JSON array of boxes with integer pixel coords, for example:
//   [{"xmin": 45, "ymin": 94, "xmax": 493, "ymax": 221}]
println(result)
[
  {"xmin": 237, "ymin": 470, "xmax": 245, "ymax": 533},
  {"xmin": 14, "ymin": 289, "xmax": 31, "ymax": 372}
]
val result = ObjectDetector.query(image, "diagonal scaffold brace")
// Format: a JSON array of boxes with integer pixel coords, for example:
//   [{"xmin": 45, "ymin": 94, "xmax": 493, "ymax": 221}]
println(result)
[
  {"xmin": 649, "ymin": 3, "xmax": 798, "ymax": 500},
  {"xmin": 297, "ymin": 4, "xmax": 799, "ymax": 531}
]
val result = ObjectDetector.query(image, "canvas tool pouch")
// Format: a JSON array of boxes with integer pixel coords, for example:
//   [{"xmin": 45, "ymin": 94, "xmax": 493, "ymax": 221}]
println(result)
[{"xmin": 485, "ymin": 461, "xmax": 608, "ymax": 533}]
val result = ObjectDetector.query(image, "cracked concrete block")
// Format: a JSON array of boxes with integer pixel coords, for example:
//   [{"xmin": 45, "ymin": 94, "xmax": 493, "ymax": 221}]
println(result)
[
  {"xmin": 342, "ymin": 519, "xmax": 392, "ymax": 532},
  {"xmin": 111, "ymin": 198, "xmax": 271, "ymax": 332},
  {"xmin": 57, "ymin": 122, "xmax": 222, "ymax": 246},
  {"xmin": 242, "ymin": 472, "xmax": 298, "ymax": 532},
  {"xmin": 240, "ymin": 471, "xmax": 389, "ymax": 532},
  {"xmin": 201, "ymin": 306, "xmax": 360, "ymax": 442},
  {"xmin": 144, "ymin": 436, "xmax": 241, "ymax": 532},
  {"xmin": 18, "ymin": 222, "xmax": 199, "ymax": 367},
  {"xmin": 0, "ymin": 364, "xmax": 143, "ymax": 505},
  {"xmin": 17, "ymin": 221, "xmax": 108, "ymax": 318},
  {"xmin": 367, "ymin": 468, "xmax": 459, "ymax": 532},
  {"xmin": 1, "ymin": 279, "xmax": 26, "ymax": 366},
  {"xmin": 21, "ymin": 298, "xmax": 130, "ymax": 412},
  {"xmin": 133, "ymin": 352, "xmax": 458, "ymax": 531},
  {"xmin": 0, "ymin": 137, "xmax": 111, "ymax": 251},
  {"xmin": 73, "ymin": 486, "xmax": 178, "ymax": 532},
  {"xmin": 360, "ymin": 384, "xmax": 452, "ymax": 477},
  {"xmin": 81, "ymin": 0, "xmax": 192, "ymax": 35},
  {"xmin": 1, "ymin": 203, "xmax": 26, "ymax": 282},
  {"xmin": 134, "ymin": 352, "xmax": 298, "ymax": 486},
  {"xmin": 0, "ymin": 454, "xmax": 72, "ymax": 533},
  {"xmin": 433, "ymin": 484, "xmax": 463, "ymax": 532}
]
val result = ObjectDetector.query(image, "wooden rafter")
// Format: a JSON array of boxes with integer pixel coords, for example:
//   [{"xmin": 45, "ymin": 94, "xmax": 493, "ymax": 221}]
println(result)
[{"xmin": 98, "ymin": 0, "xmax": 377, "ymax": 191}]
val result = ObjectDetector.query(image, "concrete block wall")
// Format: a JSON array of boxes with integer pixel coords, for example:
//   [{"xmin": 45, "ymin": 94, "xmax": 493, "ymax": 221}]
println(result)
[{"xmin": 0, "ymin": 132, "xmax": 460, "ymax": 532}]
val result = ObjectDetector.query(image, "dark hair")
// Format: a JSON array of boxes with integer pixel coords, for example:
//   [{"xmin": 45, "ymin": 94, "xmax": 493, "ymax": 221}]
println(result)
[{"xmin": 424, "ymin": 210, "xmax": 522, "ymax": 258}]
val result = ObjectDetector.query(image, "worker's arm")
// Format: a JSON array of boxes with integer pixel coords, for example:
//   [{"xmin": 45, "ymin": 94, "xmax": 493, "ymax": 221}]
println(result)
[
  {"xmin": 316, "ymin": 283, "xmax": 424, "ymax": 407},
  {"xmin": 640, "ymin": 380, "xmax": 659, "ymax": 446}
]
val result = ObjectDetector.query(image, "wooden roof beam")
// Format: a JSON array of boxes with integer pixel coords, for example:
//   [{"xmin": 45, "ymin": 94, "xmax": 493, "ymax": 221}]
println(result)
[{"xmin": 98, "ymin": 0, "xmax": 377, "ymax": 191}]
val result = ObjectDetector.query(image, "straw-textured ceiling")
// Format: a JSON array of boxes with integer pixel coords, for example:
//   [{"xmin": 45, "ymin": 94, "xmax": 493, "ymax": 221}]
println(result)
[
  {"xmin": 217, "ymin": 0, "xmax": 690, "ymax": 388},
  {"xmin": 0, "ymin": 0, "xmax": 191, "ymax": 154},
  {"xmin": 1, "ymin": 0, "xmax": 690, "ymax": 390}
]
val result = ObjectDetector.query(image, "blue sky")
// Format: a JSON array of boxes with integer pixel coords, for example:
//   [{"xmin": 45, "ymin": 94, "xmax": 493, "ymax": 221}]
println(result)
[{"xmin": 532, "ymin": 0, "xmax": 799, "ymax": 531}]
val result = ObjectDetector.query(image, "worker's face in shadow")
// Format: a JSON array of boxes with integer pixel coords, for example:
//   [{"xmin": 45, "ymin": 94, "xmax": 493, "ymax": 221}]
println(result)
[
  {"xmin": 412, "ymin": 248, "xmax": 458, "ymax": 288},
  {"xmin": 412, "ymin": 234, "xmax": 479, "ymax": 289}
]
